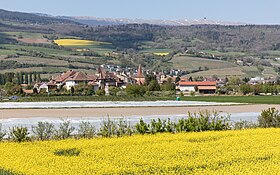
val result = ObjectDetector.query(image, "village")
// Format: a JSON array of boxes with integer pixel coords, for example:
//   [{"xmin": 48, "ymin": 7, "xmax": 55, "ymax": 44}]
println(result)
[{"xmin": 11, "ymin": 63, "xmax": 279, "ymax": 98}]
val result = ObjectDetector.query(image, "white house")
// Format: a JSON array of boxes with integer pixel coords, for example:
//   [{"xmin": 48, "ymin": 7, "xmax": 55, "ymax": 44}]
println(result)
[{"xmin": 178, "ymin": 81, "xmax": 217, "ymax": 94}]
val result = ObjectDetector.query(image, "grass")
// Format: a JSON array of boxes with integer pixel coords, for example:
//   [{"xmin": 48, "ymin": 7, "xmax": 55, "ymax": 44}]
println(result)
[
  {"xmin": 1, "ymin": 95, "xmax": 278, "ymax": 104},
  {"xmin": 171, "ymin": 56, "xmax": 236, "ymax": 71},
  {"xmin": 3, "ymin": 32, "xmax": 45, "ymax": 39},
  {"xmin": 183, "ymin": 95, "xmax": 280, "ymax": 104},
  {"xmin": 0, "ymin": 44, "xmax": 76, "ymax": 56},
  {"xmin": 140, "ymin": 48, "xmax": 172, "ymax": 54}
]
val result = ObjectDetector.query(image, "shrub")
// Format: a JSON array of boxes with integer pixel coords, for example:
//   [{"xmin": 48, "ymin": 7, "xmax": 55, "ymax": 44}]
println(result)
[
  {"xmin": 77, "ymin": 121, "xmax": 96, "ymax": 139},
  {"xmin": 0, "ymin": 124, "xmax": 6, "ymax": 141},
  {"xmin": 175, "ymin": 110, "xmax": 230, "ymax": 132},
  {"xmin": 116, "ymin": 91, "xmax": 126, "ymax": 96},
  {"xmin": 10, "ymin": 126, "xmax": 29, "ymax": 142},
  {"xmin": 135, "ymin": 118, "xmax": 149, "ymax": 134},
  {"xmin": 99, "ymin": 117, "xmax": 117, "ymax": 137},
  {"xmin": 258, "ymin": 108, "xmax": 280, "ymax": 128},
  {"xmin": 32, "ymin": 122, "xmax": 55, "ymax": 141},
  {"xmin": 234, "ymin": 120, "xmax": 258, "ymax": 130},
  {"xmin": 116, "ymin": 118, "xmax": 133, "ymax": 137},
  {"xmin": 56, "ymin": 119, "xmax": 75, "ymax": 139},
  {"xmin": 54, "ymin": 148, "xmax": 80, "ymax": 157},
  {"xmin": 96, "ymin": 89, "xmax": 105, "ymax": 96}
]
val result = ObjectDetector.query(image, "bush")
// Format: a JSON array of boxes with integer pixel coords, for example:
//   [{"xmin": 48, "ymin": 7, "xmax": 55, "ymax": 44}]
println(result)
[
  {"xmin": 96, "ymin": 89, "xmax": 105, "ymax": 96},
  {"xmin": 99, "ymin": 117, "xmax": 117, "ymax": 137},
  {"xmin": 54, "ymin": 148, "xmax": 80, "ymax": 157},
  {"xmin": 0, "ymin": 124, "xmax": 6, "ymax": 141},
  {"xmin": 116, "ymin": 91, "xmax": 126, "ymax": 96},
  {"xmin": 175, "ymin": 110, "xmax": 230, "ymax": 132},
  {"xmin": 234, "ymin": 120, "xmax": 258, "ymax": 130},
  {"xmin": 126, "ymin": 84, "xmax": 146, "ymax": 97},
  {"xmin": 77, "ymin": 121, "xmax": 96, "ymax": 139},
  {"xmin": 56, "ymin": 119, "xmax": 75, "ymax": 139},
  {"xmin": 116, "ymin": 118, "xmax": 133, "ymax": 137},
  {"xmin": 258, "ymin": 108, "xmax": 280, "ymax": 128},
  {"xmin": 10, "ymin": 126, "xmax": 29, "ymax": 142},
  {"xmin": 135, "ymin": 118, "xmax": 149, "ymax": 134},
  {"xmin": 32, "ymin": 122, "xmax": 55, "ymax": 141}
]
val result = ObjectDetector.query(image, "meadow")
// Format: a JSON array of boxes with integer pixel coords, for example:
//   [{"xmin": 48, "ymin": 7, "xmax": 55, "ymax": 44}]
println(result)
[
  {"xmin": 0, "ymin": 128, "xmax": 280, "ymax": 174},
  {"xmin": 184, "ymin": 95, "xmax": 280, "ymax": 104},
  {"xmin": 6, "ymin": 95, "xmax": 279, "ymax": 104},
  {"xmin": 171, "ymin": 55, "xmax": 236, "ymax": 71}
]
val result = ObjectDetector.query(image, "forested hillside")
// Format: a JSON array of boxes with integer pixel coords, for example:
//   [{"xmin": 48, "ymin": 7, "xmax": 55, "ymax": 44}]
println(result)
[{"xmin": 1, "ymin": 9, "xmax": 280, "ymax": 78}]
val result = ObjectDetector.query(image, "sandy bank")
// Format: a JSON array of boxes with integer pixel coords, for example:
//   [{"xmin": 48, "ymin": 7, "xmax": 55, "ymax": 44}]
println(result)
[{"xmin": 0, "ymin": 104, "xmax": 279, "ymax": 119}]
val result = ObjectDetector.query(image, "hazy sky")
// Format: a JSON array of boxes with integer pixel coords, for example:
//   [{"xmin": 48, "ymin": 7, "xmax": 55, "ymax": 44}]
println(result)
[{"xmin": 2, "ymin": 0, "xmax": 280, "ymax": 24}]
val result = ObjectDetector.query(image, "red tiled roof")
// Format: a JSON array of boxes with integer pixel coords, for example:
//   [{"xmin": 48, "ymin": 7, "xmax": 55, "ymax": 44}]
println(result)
[
  {"xmin": 23, "ymin": 89, "xmax": 34, "ymax": 94},
  {"xmin": 179, "ymin": 81, "xmax": 216, "ymax": 86},
  {"xmin": 65, "ymin": 72, "xmax": 97, "ymax": 82},
  {"xmin": 197, "ymin": 86, "xmax": 217, "ymax": 90},
  {"xmin": 54, "ymin": 70, "xmax": 77, "ymax": 82}
]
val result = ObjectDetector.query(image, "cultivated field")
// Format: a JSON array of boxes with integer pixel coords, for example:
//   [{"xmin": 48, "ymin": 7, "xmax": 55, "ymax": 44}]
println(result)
[
  {"xmin": 54, "ymin": 39, "xmax": 111, "ymax": 46},
  {"xmin": 0, "ymin": 129, "xmax": 280, "ymax": 174},
  {"xmin": 171, "ymin": 56, "xmax": 236, "ymax": 71}
]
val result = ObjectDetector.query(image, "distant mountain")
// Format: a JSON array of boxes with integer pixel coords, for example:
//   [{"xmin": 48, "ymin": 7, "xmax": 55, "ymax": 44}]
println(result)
[
  {"xmin": 65, "ymin": 16, "xmax": 246, "ymax": 26},
  {"xmin": 0, "ymin": 9, "xmax": 80, "ymax": 25},
  {"xmin": 0, "ymin": 9, "xmax": 245, "ymax": 27}
]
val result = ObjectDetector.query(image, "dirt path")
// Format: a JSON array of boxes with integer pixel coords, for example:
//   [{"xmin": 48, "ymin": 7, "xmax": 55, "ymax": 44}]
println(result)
[{"xmin": 1, "ymin": 104, "xmax": 279, "ymax": 119}]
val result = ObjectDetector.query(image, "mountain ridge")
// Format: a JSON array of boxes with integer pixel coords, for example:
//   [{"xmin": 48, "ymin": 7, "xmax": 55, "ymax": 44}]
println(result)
[{"xmin": 63, "ymin": 16, "xmax": 246, "ymax": 26}]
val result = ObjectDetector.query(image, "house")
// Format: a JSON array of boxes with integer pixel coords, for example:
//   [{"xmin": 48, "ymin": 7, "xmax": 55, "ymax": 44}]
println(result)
[
  {"xmin": 65, "ymin": 72, "xmax": 96, "ymax": 90},
  {"xmin": 34, "ymin": 83, "xmax": 49, "ymax": 93},
  {"xmin": 53, "ymin": 70, "xmax": 77, "ymax": 88},
  {"xmin": 178, "ymin": 81, "xmax": 217, "ymax": 94}
]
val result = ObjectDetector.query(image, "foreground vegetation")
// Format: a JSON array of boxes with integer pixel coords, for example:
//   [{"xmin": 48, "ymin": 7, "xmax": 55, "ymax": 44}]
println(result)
[
  {"xmin": 0, "ymin": 108, "xmax": 279, "ymax": 174},
  {"xmin": 0, "ymin": 128, "xmax": 279, "ymax": 174}
]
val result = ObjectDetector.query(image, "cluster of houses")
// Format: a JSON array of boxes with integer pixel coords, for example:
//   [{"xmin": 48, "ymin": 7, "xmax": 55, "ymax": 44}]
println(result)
[
  {"xmin": 29, "ymin": 65, "xmax": 146, "ymax": 94},
  {"xmin": 21, "ymin": 64, "xmax": 217, "ymax": 95},
  {"xmin": 21, "ymin": 64, "xmax": 279, "ymax": 96}
]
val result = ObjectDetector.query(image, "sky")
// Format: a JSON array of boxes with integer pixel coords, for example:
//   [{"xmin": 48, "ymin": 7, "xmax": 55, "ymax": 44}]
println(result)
[{"xmin": 1, "ymin": 0, "xmax": 280, "ymax": 24}]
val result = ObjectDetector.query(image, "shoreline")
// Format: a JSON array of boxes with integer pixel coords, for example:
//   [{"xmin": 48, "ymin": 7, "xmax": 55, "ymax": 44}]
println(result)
[{"xmin": 1, "ymin": 104, "xmax": 278, "ymax": 119}]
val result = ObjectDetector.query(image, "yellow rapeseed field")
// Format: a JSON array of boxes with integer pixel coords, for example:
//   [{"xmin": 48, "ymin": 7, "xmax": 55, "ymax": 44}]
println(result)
[
  {"xmin": 1, "ymin": 128, "xmax": 280, "ymax": 174},
  {"xmin": 153, "ymin": 52, "xmax": 169, "ymax": 56},
  {"xmin": 54, "ymin": 39, "xmax": 110, "ymax": 46}
]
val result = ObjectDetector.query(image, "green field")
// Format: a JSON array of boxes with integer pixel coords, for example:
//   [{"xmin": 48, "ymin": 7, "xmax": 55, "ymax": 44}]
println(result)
[
  {"xmin": 171, "ymin": 56, "xmax": 236, "ymax": 72},
  {"xmin": 4, "ymin": 32, "xmax": 46, "ymax": 39},
  {"xmin": 183, "ymin": 96, "xmax": 280, "ymax": 104},
  {"xmin": 1, "ymin": 95, "xmax": 278, "ymax": 104}
]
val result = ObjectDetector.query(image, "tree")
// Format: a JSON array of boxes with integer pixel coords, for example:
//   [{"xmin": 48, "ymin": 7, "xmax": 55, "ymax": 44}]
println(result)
[
  {"xmin": 161, "ymin": 78, "xmax": 176, "ymax": 91},
  {"xmin": 148, "ymin": 80, "xmax": 160, "ymax": 91},
  {"xmin": 125, "ymin": 84, "xmax": 146, "ymax": 97},
  {"xmin": 239, "ymin": 84, "xmax": 252, "ymax": 95}
]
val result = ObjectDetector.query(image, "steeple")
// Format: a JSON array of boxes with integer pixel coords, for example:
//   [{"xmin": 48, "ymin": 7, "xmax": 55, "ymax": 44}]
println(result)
[
  {"xmin": 137, "ymin": 64, "xmax": 144, "ymax": 78},
  {"xmin": 97, "ymin": 65, "xmax": 105, "ymax": 79}
]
